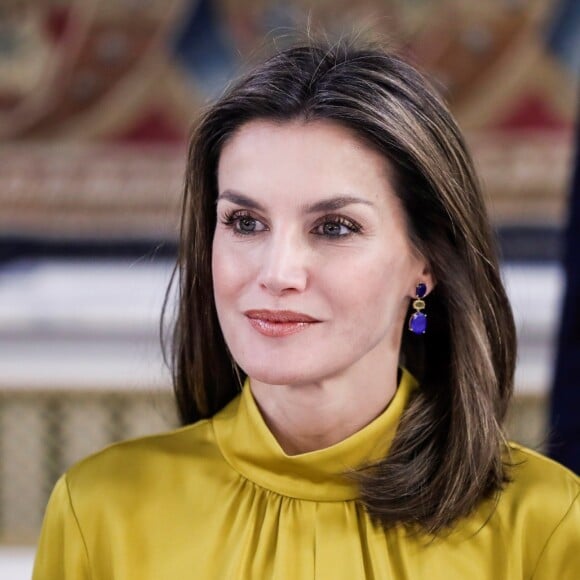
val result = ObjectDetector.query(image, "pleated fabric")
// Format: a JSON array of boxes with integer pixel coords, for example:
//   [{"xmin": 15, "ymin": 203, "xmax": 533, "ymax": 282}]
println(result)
[{"xmin": 33, "ymin": 369, "xmax": 579, "ymax": 579}]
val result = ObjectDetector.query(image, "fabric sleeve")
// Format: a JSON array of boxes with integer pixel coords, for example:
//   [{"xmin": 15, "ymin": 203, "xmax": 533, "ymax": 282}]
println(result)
[
  {"xmin": 531, "ymin": 491, "xmax": 580, "ymax": 580},
  {"xmin": 32, "ymin": 474, "xmax": 91, "ymax": 580}
]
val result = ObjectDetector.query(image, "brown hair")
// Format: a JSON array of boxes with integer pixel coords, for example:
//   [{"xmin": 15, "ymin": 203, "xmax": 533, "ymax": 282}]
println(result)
[{"xmin": 162, "ymin": 35, "xmax": 516, "ymax": 533}]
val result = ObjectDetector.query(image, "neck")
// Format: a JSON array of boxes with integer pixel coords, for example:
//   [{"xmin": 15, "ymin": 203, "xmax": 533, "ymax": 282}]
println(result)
[{"xmin": 249, "ymin": 352, "xmax": 400, "ymax": 455}]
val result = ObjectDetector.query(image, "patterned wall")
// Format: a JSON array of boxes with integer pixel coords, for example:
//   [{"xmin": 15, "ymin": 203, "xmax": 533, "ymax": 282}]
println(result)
[{"xmin": 0, "ymin": 0, "xmax": 577, "ymax": 239}]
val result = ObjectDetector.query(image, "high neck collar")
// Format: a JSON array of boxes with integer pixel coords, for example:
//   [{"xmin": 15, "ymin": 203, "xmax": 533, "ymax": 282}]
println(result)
[{"xmin": 212, "ymin": 368, "xmax": 418, "ymax": 501}]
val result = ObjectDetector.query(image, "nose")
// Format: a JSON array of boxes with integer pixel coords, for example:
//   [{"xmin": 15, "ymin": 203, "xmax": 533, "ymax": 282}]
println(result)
[{"xmin": 257, "ymin": 230, "xmax": 309, "ymax": 295}]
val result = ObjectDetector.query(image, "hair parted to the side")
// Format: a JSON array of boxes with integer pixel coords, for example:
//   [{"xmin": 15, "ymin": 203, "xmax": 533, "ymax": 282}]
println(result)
[{"xmin": 161, "ymin": 33, "xmax": 517, "ymax": 534}]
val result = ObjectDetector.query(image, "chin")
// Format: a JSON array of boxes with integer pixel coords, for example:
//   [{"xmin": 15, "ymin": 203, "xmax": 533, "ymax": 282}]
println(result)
[
  {"xmin": 238, "ymin": 359, "xmax": 324, "ymax": 386},
  {"xmin": 241, "ymin": 366, "xmax": 306, "ymax": 386}
]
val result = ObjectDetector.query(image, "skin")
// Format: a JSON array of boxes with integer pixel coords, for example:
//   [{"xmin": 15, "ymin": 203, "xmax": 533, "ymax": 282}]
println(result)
[{"xmin": 212, "ymin": 119, "xmax": 434, "ymax": 455}]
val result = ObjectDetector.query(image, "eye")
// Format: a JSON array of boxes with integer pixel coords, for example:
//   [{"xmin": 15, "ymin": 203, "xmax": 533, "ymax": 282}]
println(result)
[
  {"xmin": 313, "ymin": 216, "xmax": 361, "ymax": 237},
  {"xmin": 237, "ymin": 215, "xmax": 259, "ymax": 233},
  {"xmin": 221, "ymin": 210, "xmax": 267, "ymax": 235}
]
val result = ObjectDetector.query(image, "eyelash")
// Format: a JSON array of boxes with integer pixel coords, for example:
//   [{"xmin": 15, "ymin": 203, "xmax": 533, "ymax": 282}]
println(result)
[{"xmin": 219, "ymin": 210, "xmax": 362, "ymax": 238}]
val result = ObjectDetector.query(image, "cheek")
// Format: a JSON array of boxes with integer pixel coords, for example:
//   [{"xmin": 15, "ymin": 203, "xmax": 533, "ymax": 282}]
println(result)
[
  {"xmin": 212, "ymin": 235, "xmax": 261, "ymax": 313},
  {"xmin": 326, "ymin": 252, "xmax": 412, "ymax": 320},
  {"xmin": 211, "ymin": 236, "xmax": 240, "ymax": 302}
]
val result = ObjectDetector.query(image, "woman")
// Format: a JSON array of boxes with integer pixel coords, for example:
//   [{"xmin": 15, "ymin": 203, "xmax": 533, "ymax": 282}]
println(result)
[{"xmin": 33, "ymin": 37, "xmax": 579, "ymax": 579}]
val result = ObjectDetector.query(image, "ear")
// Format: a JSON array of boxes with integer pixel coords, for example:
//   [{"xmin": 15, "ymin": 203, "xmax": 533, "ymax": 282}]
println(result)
[
  {"xmin": 423, "ymin": 263, "xmax": 436, "ymax": 295},
  {"xmin": 411, "ymin": 262, "xmax": 436, "ymax": 298}
]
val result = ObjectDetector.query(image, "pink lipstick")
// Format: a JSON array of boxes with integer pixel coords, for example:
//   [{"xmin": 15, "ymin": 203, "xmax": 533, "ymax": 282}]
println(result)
[{"xmin": 244, "ymin": 310, "xmax": 320, "ymax": 337}]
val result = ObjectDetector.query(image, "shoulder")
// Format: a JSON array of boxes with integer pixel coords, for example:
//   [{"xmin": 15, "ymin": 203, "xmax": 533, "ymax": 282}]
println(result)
[
  {"xmin": 65, "ymin": 418, "xmax": 219, "ymax": 497},
  {"xmin": 501, "ymin": 443, "xmax": 579, "ymax": 520},
  {"xmin": 35, "ymin": 417, "xmax": 235, "ymax": 575},
  {"xmin": 495, "ymin": 444, "xmax": 579, "ymax": 573},
  {"xmin": 505, "ymin": 443, "xmax": 579, "ymax": 503}
]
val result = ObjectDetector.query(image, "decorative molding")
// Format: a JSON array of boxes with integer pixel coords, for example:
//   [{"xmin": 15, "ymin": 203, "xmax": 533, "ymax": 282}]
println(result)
[
  {"xmin": 0, "ymin": 143, "xmax": 185, "ymax": 237},
  {"xmin": 0, "ymin": 130, "xmax": 573, "ymax": 237}
]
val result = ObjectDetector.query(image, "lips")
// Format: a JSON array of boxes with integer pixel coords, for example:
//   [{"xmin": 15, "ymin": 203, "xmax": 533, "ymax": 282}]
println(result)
[
  {"xmin": 245, "ymin": 309, "xmax": 319, "ymax": 323},
  {"xmin": 244, "ymin": 309, "xmax": 320, "ymax": 337}
]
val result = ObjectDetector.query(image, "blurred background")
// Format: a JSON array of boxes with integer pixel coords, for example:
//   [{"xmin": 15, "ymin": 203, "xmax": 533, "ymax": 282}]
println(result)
[{"xmin": 0, "ymin": 0, "xmax": 578, "ymax": 576}]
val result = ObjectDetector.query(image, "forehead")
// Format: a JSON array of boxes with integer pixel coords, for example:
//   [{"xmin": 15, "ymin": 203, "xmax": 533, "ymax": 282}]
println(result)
[{"xmin": 217, "ymin": 119, "xmax": 396, "ymax": 207}]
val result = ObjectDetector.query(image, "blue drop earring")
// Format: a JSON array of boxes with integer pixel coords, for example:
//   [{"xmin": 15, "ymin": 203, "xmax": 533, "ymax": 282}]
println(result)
[{"xmin": 408, "ymin": 283, "xmax": 427, "ymax": 334}]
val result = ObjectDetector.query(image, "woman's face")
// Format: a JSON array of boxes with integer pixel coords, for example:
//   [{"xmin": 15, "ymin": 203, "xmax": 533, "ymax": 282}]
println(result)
[{"xmin": 212, "ymin": 119, "xmax": 432, "ymax": 386}]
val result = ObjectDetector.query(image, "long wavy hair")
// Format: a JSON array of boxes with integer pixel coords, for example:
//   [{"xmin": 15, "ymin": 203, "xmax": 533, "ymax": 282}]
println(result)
[{"xmin": 162, "ymin": 36, "xmax": 517, "ymax": 533}]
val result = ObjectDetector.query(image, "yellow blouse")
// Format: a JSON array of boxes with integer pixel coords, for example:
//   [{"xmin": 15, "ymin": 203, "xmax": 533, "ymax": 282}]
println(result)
[{"xmin": 33, "ymin": 369, "xmax": 579, "ymax": 579}]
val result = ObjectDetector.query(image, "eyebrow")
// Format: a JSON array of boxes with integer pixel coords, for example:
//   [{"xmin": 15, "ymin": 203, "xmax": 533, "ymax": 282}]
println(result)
[
  {"xmin": 217, "ymin": 190, "xmax": 265, "ymax": 211},
  {"xmin": 305, "ymin": 196, "xmax": 375, "ymax": 213},
  {"xmin": 217, "ymin": 190, "xmax": 375, "ymax": 213}
]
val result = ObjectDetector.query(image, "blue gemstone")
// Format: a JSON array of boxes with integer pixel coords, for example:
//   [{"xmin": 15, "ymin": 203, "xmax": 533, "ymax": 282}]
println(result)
[
  {"xmin": 409, "ymin": 312, "xmax": 427, "ymax": 334},
  {"xmin": 416, "ymin": 283, "xmax": 427, "ymax": 298}
]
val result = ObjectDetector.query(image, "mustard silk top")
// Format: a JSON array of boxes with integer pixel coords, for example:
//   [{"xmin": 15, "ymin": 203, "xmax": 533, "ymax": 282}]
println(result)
[{"xmin": 33, "ymin": 370, "xmax": 580, "ymax": 579}]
